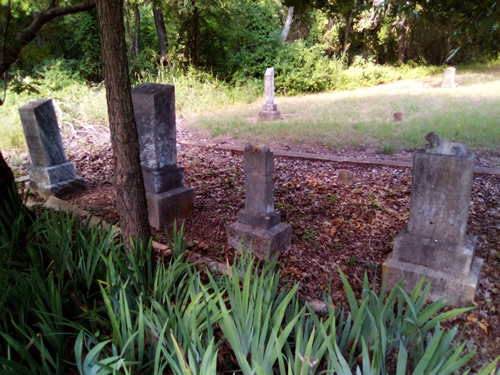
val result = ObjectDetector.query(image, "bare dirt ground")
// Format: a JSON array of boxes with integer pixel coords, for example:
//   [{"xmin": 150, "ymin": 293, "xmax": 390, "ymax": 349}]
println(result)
[{"xmin": 6, "ymin": 123, "xmax": 500, "ymax": 370}]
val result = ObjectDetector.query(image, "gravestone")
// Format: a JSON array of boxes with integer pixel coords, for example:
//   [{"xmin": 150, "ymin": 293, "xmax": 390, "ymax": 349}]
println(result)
[
  {"xmin": 441, "ymin": 67, "xmax": 457, "ymax": 88},
  {"xmin": 227, "ymin": 145, "xmax": 291, "ymax": 259},
  {"xmin": 338, "ymin": 169, "xmax": 354, "ymax": 186},
  {"xmin": 383, "ymin": 132, "xmax": 483, "ymax": 304},
  {"xmin": 19, "ymin": 99, "xmax": 86, "ymax": 198},
  {"xmin": 132, "ymin": 83, "xmax": 194, "ymax": 229},
  {"xmin": 258, "ymin": 67, "xmax": 281, "ymax": 121}
]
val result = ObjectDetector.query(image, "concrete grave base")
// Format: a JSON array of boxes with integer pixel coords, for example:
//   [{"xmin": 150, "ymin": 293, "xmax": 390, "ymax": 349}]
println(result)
[
  {"xmin": 146, "ymin": 186, "xmax": 194, "ymax": 229},
  {"xmin": 28, "ymin": 162, "xmax": 87, "ymax": 198},
  {"xmin": 142, "ymin": 165, "xmax": 185, "ymax": 194},
  {"xmin": 227, "ymin": 221, "xmax": 291, "ymax": 259},
  {"xmin": 382, "ymin": 256, "xmax": 483, "ymax": 304},
  {"xmin": 392, "ymin": 228, "xmax": 478, "ymax": 276},
  {"xmin": 237, "ymin": 209, "xmax": 281, "ymax": 230},
  {"xmin": 258, "ymin": 110, "xmax": 281, "ymax": 121}
]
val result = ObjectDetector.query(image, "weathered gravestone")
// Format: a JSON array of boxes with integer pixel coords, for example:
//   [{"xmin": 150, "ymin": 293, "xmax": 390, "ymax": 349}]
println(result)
[
  {"xmin": 258, "ymin": 67, "xmax": 281, "ymax": 121},
  {"xmin": 227, "ymin": 145, "xmax": 291, "ymax": 259},
  {"xmin": 441, "ymin": 67, "xmax": 457, "ymax": 88},
  {"xmin": 383, "ymin": 132, "xmax": 483, "ymax": 304},
  {"xmin": 131, "ymin": 83, "xmax": 194, "ymax": 229},
  {"xmin": 19, "ymin": 99, "xmax": 86, "ymax": 198}
]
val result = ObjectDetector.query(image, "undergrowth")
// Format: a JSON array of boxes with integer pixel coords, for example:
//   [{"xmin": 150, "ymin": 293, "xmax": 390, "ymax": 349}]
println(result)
[{"xmin": 0, "ymin": 202, "xmax": 499, "ymax": 374}]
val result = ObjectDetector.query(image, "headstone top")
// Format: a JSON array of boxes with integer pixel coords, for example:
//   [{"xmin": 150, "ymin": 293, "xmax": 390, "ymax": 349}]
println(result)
[
  {"xmin": 19, "ymin": 98, "xmax": 52, "ymax": 110},
  {"xmin": 441, "ymin": 67, "xmax": 457, "ymax": 88},
  {"xmin": 264, "ymin": 67, "xmax": 275, "ymax": 106},
  {"xmin": 132, "ymin": 82, "xmax": 174, "ymax": 97},
  {"xmin": 424, "ymin": 132, "xmax": 469, "ymax": 156}
]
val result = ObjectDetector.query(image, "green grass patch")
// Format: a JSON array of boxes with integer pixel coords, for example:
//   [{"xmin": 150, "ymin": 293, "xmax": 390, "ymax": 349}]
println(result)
[{"xmin": 196, "ymin": 64, "xmax": 500, "ymax": 153}]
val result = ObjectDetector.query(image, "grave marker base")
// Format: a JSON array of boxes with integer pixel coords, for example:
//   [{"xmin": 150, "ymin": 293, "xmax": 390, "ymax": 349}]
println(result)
[
  {"xmin": 383, "ymin": 256, "xmax": 483, "ymax": 304},
  {"xmin": 227, "ymin": 221, "xmax": 291, "ymax": 260},
  {"xmin": 258, "ymin": 110, "xmax": 281, "ymax": 121},
  {"xmin": 28, "ymin": 162, "xmax": 87, "ymax": 198},
  {"xmin": 146, "ymin": 186, "xmax": 194, "ymax": 229}
]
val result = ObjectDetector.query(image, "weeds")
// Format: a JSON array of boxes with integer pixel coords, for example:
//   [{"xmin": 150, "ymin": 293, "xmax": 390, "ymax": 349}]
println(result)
[{"xmin": 0, "ymin": 201, "xmax": 498, "ymax": 374}]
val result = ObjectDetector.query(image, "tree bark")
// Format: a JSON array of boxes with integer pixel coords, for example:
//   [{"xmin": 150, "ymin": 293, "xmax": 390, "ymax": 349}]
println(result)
[
  {"xmin": 96, "ymin": 0, "xmax": 150, "ymax": 247},
  {"xmin": 132, "ymin": 3, "xmax": 141, "ymax": 58},
  {"xmin": 0, "ymin": 151, "xmax": 16, "ymax": 203},
  {"xmin": 152, "ymin": 7, "xmax": 169, "ymax": 65},
  {"xmin": 398, "ymin": 13, "xmax": 407, "ymax": 63},
  {"xmin": 0, "ymin": 0, "xmax": 96, "ymax": 77},
  {"xmin": 342, "ymin": 7, "xmax": 355, "ymax": 55},
  {"xmin": 281, "ymin": 6, "xmax": 294, "ymax": 44}
]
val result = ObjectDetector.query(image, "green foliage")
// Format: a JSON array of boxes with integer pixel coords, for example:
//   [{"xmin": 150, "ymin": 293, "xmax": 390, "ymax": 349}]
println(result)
[
  {"xmin": 227, "ymin": 0, "xmax": 283, "ymax": 79},
  {"xmin": 63, "ymin": 10, "xmax": 103, "ymax": 82},
  {"xmin": 0, "ymin": 200, "xmax": 498, "ymax": 374}
]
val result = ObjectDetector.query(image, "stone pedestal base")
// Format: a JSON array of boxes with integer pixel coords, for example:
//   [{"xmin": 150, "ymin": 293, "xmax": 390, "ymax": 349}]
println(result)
[
  {"xmin": 146, "ymin": 186, "xmax": 194, "ymax": 229},
  {"xmin": 259, "ymin": 110, "xmax": 281, "ymax": 121},
  {"xmin": 382, "ymin": 256, "xmax": 483, "ymax": 304},
  {"xmin": 227, "ymin": 221, "xmax": 291, "ymax": 259},
  {"xmin": 237, "ymin": 209, "xmax": 281, "ymax": 230},
  {"xmin": 142, "ymin": 165, "xmax": 184, "ymax": 193},
  {"xmin": 28, "ymin": 162, "xmax": 87, "ymax": 198},
  {"xmin": 392, "ymin": 228, "xmax": 477, "ymax": 275}
]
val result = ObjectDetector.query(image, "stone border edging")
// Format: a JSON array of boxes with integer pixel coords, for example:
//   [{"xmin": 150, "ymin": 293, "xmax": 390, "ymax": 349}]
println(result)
[
  {"xmin": 42, "ymin": 196, "xmax": 328, "ymax": 312},
  {"xmin": 179, "ymin": 141, "xmax": 500, "ymax": 177}
]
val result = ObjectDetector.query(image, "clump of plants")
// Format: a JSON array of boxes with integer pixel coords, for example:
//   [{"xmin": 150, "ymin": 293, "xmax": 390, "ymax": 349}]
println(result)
[{"xmin": 0, "ymin": 199, "xmax": 498, "ymax": 374}]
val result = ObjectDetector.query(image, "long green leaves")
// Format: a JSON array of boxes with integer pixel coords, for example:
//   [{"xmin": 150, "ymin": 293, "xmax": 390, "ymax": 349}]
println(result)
[{"xmin": 0, "ymin": 204, "xmax": 497, "ymax": 374}]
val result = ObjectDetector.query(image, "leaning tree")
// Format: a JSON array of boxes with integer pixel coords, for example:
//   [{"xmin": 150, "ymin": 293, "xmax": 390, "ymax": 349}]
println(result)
[{"xmin": 0, "ymin": 0, "xmax": 150, "ymax": 246}]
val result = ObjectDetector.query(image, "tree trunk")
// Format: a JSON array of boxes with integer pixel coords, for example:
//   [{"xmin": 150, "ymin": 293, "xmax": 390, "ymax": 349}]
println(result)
[
  {"xmin": 398, "ymin": 13, "xmax": 407, "ymax": 63},
  {"xmin": 152, "ymin": 7, "xmax": 169, "ymax": 65},
  {"xmin": 190, "ymin": 0, "xmax": 200, "ymax": 67},
  {"xmin": 96, "ymin": 0, "xmax": 150, "ymax": 247},
  {"xmin": 0, "ymin": 151, "xmax": 24, "ymax": 222},
  {"xmin": 0, "ymin": 151, "xmax": 16, "ymax": 203},
  {"xmin": 132, "ymin": 3, "xmax": 141, "ymax": 58},
  {"xmin": 281, "ymin": 6, "xmax": 294, "ymax": 44},
  {"xmin": 342, "ymin": 7, "xmax": 355, "ymax": 55}
]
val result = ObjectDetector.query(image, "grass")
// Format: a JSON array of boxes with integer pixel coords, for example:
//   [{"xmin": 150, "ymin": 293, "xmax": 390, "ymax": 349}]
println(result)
[
  {"xmin": 196, "ymin": 64, "xmax": 500, "ymax": 153},
  {"xmin": 1, "ymin": 62, "xmax": 499, "ymax": 154}
]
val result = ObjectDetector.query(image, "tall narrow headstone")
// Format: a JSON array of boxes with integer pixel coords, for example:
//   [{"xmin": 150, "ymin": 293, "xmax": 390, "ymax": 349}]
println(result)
[
  {"xmin": 258, "ymin": 67, "xmax": 281, "ymax": 121},
  {"xmin": 19, "ymin": 99, "xmax": 86, "ymax": 198},
  {"xmin": 383, "ymin": 132, "xmax": 483, "ymax": 304},
  {"xmin": 227, "ymin": 145, "xmax": 291, "ymax": 259},
  {"xmin": 441, "ymin": 67, "xmax": 457, "ymax": 88},
  {"xmin": 132, "ymin": 83, "xmax": 194, "ymax": 229}
]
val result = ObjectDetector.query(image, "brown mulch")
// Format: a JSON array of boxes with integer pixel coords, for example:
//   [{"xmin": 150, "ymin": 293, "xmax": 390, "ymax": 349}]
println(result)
[{"xmin": 7, "ymin": 128, "xmax": 500, "ymax": 370}]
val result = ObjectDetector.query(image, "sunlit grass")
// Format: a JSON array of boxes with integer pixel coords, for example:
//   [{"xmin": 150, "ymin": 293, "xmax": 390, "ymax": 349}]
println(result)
[
  {"xmin": 196, "ymin": 65, "xmax": 500, "ymax": 152},
  {"xmin": 1, "ymin": 63, "xmax": 499, "ymax": 154}
]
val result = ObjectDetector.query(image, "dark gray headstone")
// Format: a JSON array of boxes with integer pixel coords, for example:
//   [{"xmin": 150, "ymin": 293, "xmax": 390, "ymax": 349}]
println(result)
[
  {"xmin": 19, "ymin": 99, "xmax": 86, "ymax": 198},
  {"xmin": 131, "ymin": 83, "xmax": 193, "ymax": 229}
]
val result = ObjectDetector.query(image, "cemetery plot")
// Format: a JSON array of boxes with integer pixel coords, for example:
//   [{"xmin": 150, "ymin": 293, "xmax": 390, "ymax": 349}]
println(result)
[{"xmin": 61, "ymin": 141, "xmax": 500, "ymax": 368}]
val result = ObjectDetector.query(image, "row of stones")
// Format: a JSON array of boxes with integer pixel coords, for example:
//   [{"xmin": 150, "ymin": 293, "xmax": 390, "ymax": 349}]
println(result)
[{"xmin": 18, "ymin": 77, "xmax": 479, "ymax": 305}]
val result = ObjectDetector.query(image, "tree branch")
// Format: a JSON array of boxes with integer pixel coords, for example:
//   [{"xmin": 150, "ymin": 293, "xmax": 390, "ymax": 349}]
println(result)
[{"xmin": 0, "ymin": 0, "xmax": 96, "ymax": 77}]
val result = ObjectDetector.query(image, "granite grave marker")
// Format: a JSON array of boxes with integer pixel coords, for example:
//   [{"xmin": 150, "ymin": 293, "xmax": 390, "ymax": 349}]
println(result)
[
  {"xmin": 258, "ymin": 67, "xmax": 281, "ymax": 121},
  {"xmin": 383, "ymin": 132, "xmax": 483, "ymax": 304},
  {"xmin": 227, "ymin": 144, "xmax": 291, "ymax": 259},
  {"xmin": 132, "ymin": 83, "xmax": 194, "ymax": 229},
  {"xmin": 19, "ymin": 99, "xmax": 86, "ymax": 198}
]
